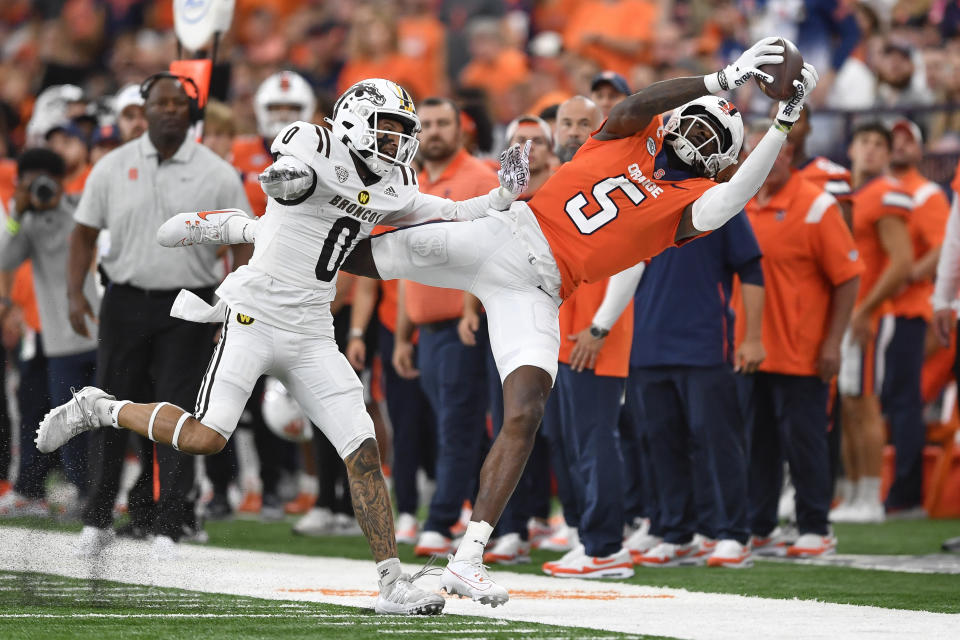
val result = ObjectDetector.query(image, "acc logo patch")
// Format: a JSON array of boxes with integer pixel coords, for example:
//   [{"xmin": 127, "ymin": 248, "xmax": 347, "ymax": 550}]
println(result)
[
  {"xmin": 646, "ymin": 137, "xmax": 657, "ymax": 156},
  {"xmin": 775, "ymin": 210, "xmax": 786, "ymax": 221},
  {"xmin": 335, "ymin": 165, "xmax": 349, "ymax": 183},
  {"xmin": 236, "ymin": 313, "xmax": 255, "ymax": 325},
  {"xmin": 358, "ymin": 190, "xmax": 371, "ymax": 205}
]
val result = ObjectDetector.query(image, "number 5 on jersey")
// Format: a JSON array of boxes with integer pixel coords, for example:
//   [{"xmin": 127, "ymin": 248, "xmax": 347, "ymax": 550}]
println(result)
[{"xmin": 565, "ymin": 175, "xmax": 646, "ymax": 234}]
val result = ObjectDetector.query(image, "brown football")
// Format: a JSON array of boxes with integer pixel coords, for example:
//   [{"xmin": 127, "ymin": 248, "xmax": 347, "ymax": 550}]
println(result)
[{"xmin": 756, "ymin": 38, "xmax": 804, "ymax": 100}]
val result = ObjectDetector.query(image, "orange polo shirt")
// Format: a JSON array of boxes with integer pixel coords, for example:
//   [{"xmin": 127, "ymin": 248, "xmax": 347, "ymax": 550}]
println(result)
[
  {"xmin": 890, "ymin": 167, "xmax": 950, "ymax": 321},
  {"xmin": 557, "ymin": 279, "xmax": 633, "ymax": 378},
  {"xmin": 404, "ymin": 150, "xmax": 499, "ymax": 325},
  {"xmin": 563, "ymin": 0, "xmax": 658, "ymax": 76},
  {"xmin": 459, "ymin": 48, "xmax": 530, "ymax": 120},
  {"xmin": 849, "ymin": 176, "xmax": 913, "ymax": 315},
  {"xmin": 232, "ymin": 135, "xmax": 273, "ymax": 217},
  {"xmin": 64, "ymin": 165, "xmax": 91, "ymax": 195},
  {"xmin": 738, "ymin": 174, "xmax": 863, "ymax": 376},
  {"xmin": 953, "ymin": 158, "xmax": 960, "ymax": 195}
]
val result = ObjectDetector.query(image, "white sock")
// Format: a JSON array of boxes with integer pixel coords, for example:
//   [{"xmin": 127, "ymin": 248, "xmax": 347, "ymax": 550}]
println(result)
[
  {"xmin": 837, "ymin": 478, "xmax": 854, "ymax": 504},
  {"xmin": 858, "ymin": 477, "xmax": 882, "ymax": 505},
  {"xmin": 377, "ymin": 557, "xmax": 402, "ymax": 589},
  {"xmin": 99, "ymin": 399, "xmax": 131, "ymax": 429},
  {"xmin": 299, "ymin": 473, "xmax": 319, "ymax": 495},
  {"xmin": 454, "ymin": 520, "xmax": 494, "ymax": 562}
]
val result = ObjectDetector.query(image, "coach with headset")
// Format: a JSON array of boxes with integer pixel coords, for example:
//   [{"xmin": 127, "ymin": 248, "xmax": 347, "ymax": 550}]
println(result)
[{"xmin": 67, "ymin": 73, "xmax": 252, "ymax": 556}]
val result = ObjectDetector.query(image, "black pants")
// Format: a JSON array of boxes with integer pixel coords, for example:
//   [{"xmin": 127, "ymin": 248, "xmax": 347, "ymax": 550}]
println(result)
[
  {"xmin": 0, "ymin": 347, "xmax": 10, "ymax": 482},
  {"xmin": 82, "ymin": 284, "xmax": 217, "ymax": 539}
]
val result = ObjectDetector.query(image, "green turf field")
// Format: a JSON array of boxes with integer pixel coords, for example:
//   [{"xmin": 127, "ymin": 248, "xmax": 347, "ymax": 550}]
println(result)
[
  {"xmin": 0, "ymin": 571, "xmax": 665, "ymax": 640},
  {"xmin": 5, "ymin": 516, "xmax": 959, "ymax": 615}
]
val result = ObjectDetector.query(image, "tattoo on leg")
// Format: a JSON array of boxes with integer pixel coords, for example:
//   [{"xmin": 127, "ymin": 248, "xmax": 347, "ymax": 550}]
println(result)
[{"xmin": 345, "ymin": 438, "xmax": 397, "ymax": 562}]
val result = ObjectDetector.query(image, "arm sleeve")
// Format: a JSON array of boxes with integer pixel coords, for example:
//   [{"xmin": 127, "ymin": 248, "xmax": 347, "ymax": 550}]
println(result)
[
  {"xmin": 0, "ymin": 219, "xmax": 30, "ymax": 271},
  {"xmin": 933, "ymin": 196, "xmax": 960, "ymax": 311},
  {"xmin": 591, "ymin": 262, "xmax": 645, "ymax": 331},
  {"xmin": 73, "ymin": 161, "xmax": 108, "ymax": 229},
  {"xmin": 385, "ymin": 187, "xmax": 515, "ymax": 227},
  {"xmin": 691, "ymin": 125, "xmax": 788, "ymax": 232}
]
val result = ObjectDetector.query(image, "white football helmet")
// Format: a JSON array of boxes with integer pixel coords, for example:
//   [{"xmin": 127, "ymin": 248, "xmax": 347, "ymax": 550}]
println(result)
[
  {"xmin": 261, "ymin": 377, "xmax": 313, "ymax": 443},
  {"xmin": 254, "ymin": 71, "xmax": 317, "ymax": 140},
  {"xmin": 663, "ymin": 96, "xmax": 744, "ymax": 178},
  {"xmin": 26, "ymin": 84, "xmax": 84, "ymax": 147},
  {"xmin": 326, "ymin": 78, "xmax": 420, "ymax": 177}
]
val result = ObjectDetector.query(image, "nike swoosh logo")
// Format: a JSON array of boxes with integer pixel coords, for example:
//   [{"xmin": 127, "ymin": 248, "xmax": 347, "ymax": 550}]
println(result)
[
  {"xmin": 669, "ymin": 184, "xmax": 689, "ymax": 190},
  {"xmin": 591, "ymin": 557, "xmax": 621, "ymax": 566},
  {"xmin": 197, "ymin": 209, "xmax": 233, "ymax": 220}
]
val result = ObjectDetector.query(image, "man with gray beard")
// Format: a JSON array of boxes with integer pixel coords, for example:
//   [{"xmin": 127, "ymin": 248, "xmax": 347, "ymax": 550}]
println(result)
[{"xmin": 554, "ymin": 97, "xmax": 603, "ymax": 164}]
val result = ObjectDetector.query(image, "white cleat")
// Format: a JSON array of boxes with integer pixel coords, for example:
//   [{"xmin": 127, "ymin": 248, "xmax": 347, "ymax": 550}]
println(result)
[
  {"xmin": 440, "ymin": 556, "xmax": 509, "ymax": 607},
  {"xmin": 152, "ymin": 535, "xmax": 180, "ymax": 561},
  {"xmin": 36, "ymin": 387, "xmax": 114, "ymax": 454},
  {"xmin": 75, "ymin": 525, "xmax": 116, "ymax": 558},
  {"xmin": 293, "ymin": 507, "xmax": 336, "ymax": 536},
  {"xmin": 395, "ymin": 513, "xmax": 419, "ymax": 545},
  {"xmin": 375, "ymin": 561, "xmax": 445, "ymax": 615},
  {"xmin": 156, "ymin": 209, "xmax": 254, "ymax": 247}
]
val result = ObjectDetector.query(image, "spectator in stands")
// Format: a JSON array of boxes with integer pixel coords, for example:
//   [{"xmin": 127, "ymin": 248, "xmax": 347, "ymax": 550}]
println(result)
[
  {"xmin": 875, "ymin": 40, "xmax": 935, "ymax": 110},
  {"xmin": 391, "ymin": 97, "xmax": 498, "ymax": 557},
  {"xmin": 589, "ymin": 71, "xmax": 631, "ymax": 119},
  {"xmin": 67, "ymin": 75, "xmax": 252, "ymax": 557},
  {"xmin": 0, "ymin": 148, "xmax": 99, "ymax": 518},
  {"xmin": 202, "ymin": 101, "xmax": 236, "ymax": 161},
  {"xmin": 880, "ymin": 119, "xmax": 951, "ymax": 517},
  {"xmin": 337, "ymin": 4, "xmax": 427, "ymax": 101},
  {"xmin": 563, "ymin": 0, "xmax": 659, "ymax": 78},
  {"xmin": 459, "ymin": 17, "xmax": 530, "ymax": 123},
  {"xmin": 736, "ymin": 120, "xmax": 862, "ymax": 558},
  {"xmin": 113, "ymin": 84, "xmax": 147, "ymax": 143},
  {"xmin": 833, "ymin": 122, "xmax": 913, "ymax": 524}
]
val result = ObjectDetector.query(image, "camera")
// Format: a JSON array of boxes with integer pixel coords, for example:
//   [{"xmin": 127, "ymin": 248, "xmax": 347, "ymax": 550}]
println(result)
[{"xmin": 29, "ymin": 175, "xmax": 60, "ymax": 207}]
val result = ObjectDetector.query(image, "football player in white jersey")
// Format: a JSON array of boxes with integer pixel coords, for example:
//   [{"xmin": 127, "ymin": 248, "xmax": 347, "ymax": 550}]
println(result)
[{"xmin": 35, "ymin": 78, "xmax": 530, "ymax": 615}]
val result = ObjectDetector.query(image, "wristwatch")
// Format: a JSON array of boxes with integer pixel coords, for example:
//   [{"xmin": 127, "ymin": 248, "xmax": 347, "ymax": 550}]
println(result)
[{"xmin": 588, "ymin": 325, "xmax": 609, "ymax": 339}]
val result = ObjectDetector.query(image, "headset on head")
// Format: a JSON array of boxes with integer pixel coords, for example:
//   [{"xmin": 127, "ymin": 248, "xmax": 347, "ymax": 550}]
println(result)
[{"xmin": 139, "ymin": 72, "xmax": 203, "ymax": 123}]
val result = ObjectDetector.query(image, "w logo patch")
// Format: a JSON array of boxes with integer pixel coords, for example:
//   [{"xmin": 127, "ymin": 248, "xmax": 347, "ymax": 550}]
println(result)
[{"xmin": 236, "ymin": 313, "xmax": 254, "ymax": 325}]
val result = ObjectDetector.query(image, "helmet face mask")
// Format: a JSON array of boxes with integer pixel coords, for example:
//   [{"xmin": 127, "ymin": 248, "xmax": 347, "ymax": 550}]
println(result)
[
  {"xmin": 664, "ymin": 96, "xmax": 743, "ymax": 178},
  {"xmin": 255, "ymin": 71, "xmax": 317, "ymax": 140},
  {"xmin": 328, "ymin": 79, "xmax": 421, "ymax": 178}
]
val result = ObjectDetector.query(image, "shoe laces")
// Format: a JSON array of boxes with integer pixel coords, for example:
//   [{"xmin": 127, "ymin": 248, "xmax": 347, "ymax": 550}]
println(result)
[
  {"xmin": 69, "ymin": 387, "xmax": 97, "ymax": 433},
  {"xmin": 454, "ymin": 554, "xmax": 493, "ymax": 580},
  {"xmin": 185, "ymin": 220, "xmax": 222, "ymax": 245}
]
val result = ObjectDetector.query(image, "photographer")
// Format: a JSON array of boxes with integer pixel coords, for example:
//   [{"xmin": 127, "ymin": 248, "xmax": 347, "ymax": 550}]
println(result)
[{"xmin": 0, "ymin": 148, "xmax": 98, "ymax": 517}]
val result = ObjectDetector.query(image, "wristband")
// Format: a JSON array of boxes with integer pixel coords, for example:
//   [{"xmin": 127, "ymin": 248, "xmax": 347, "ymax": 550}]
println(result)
[
  {"xmin": 703, "ymin": 72, "xmax": 727, "ymax": 94},
  {"xmin": 349, "ymin": 328, "xmax": 364, "ymax": 339},
  {"xmin": 774, "ymin": 121, "xmax": 792, "ymax": 134},
  {"xmin": 5, "ymin": 217, "xmax": 20, "ymax": 235}
]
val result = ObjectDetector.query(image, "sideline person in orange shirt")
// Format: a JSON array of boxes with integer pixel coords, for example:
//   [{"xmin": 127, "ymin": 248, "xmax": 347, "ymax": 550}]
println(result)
[
  {"xmin": 879, "ymin": 119, "xmax": 951, "ymax": 516},
  {"xmin": 736, "ymin": 120, "xmax": 862, "ymax": 558},
  {"xmin": 833, "ymin": 122, "xmax": 913, "ymax": 523},
  {"xmin": 387, "ymin": 97, "xmax": 500, "ymax": 557},
  {"xmin": 346, "ymin": 264, "xmax": 437, "ymax": 547}
]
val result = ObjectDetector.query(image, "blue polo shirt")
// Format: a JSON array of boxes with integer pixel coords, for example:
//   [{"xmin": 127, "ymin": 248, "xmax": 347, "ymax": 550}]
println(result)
[{"xmin": 630, "ymin": 211, "xmax": 762, "ymax": 368}]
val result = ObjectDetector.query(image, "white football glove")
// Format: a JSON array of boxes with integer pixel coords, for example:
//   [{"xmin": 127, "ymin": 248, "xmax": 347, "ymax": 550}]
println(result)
[
  {"xmin": 776, "ymin": 63, "xmax": 819, "ymax": 128},
  {"xmin": 709, "ymin": 36, "xmax": 784, "ymax": 92},
  {"xmin": 259, "ymin": 155, "xmax": 315, "ymax": 200},
  {"xmin": 498, "ymin": 140, "xmax": 531, "ymax": 196}
]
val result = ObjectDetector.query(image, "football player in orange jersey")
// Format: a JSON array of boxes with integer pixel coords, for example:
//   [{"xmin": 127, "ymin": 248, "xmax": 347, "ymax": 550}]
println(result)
[
  {"xmin": 234, "ymin": 71, "xmax": 316, "ymax": 216},
  {"xmin": 339, "ymin": 39, "xmax": 818, "ymax": 602},
  {"xmin": 832, "ymin": 122, "xmax": 914, "ymax": 523}
]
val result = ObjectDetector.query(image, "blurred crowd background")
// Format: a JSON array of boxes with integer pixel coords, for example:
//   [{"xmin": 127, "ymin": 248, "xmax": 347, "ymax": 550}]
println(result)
[{"xmin": 1, "ymin": 0, "xmax": 960, "ymax": 179}]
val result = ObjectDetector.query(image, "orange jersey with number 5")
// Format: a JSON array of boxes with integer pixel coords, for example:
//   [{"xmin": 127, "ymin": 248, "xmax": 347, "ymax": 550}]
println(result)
[{"xmin": 529, "ymin": 115, "xmax": 716, "ymax": 299}]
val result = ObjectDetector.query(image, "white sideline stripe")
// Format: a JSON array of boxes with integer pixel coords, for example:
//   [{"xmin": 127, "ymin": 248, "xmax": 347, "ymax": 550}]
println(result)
[{"xmin": 1, "ymin": 527, "xmax": 958, "ymax": 640}]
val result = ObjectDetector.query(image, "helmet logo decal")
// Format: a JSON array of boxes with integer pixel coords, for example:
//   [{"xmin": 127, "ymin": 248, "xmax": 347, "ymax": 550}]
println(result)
[
  {"xmin": 392, "ymin": 84, "xmax": 415, "ymax": 113},
  {"xmin": 353, "ymin": 82, "xmax": 387, "ymax": 106}
]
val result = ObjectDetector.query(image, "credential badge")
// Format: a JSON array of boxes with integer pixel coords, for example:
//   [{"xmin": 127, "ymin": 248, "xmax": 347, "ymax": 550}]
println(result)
[{"xmin": 646, "ymin": 137, "xmax": 657, "ymax": 156}]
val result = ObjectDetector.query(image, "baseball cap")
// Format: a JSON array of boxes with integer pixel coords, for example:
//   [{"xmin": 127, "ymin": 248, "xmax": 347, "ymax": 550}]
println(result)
[
  {"xmin": 44, "ymin": 122, "xmax": 89, "ymax": 144},
  {"xmin": 891, "ymin": 118, "xmax": 923, "ymax": 144},
  {"xmin": 590, "ymin": 71, "xmax": 631, "ymax": 96},
  {"xmin": 91, "ymin": 124, "xmax": 121, "ymax": 147},
  {"xmin": 115, "ymin": 83, "xmax": 145, "ymax": 116}
]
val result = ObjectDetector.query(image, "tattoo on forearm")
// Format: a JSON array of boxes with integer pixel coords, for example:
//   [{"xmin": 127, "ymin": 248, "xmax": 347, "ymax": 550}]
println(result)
[{"xmin": 345, "ymin": 439, "xmax": 397, "ymax": 562}]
